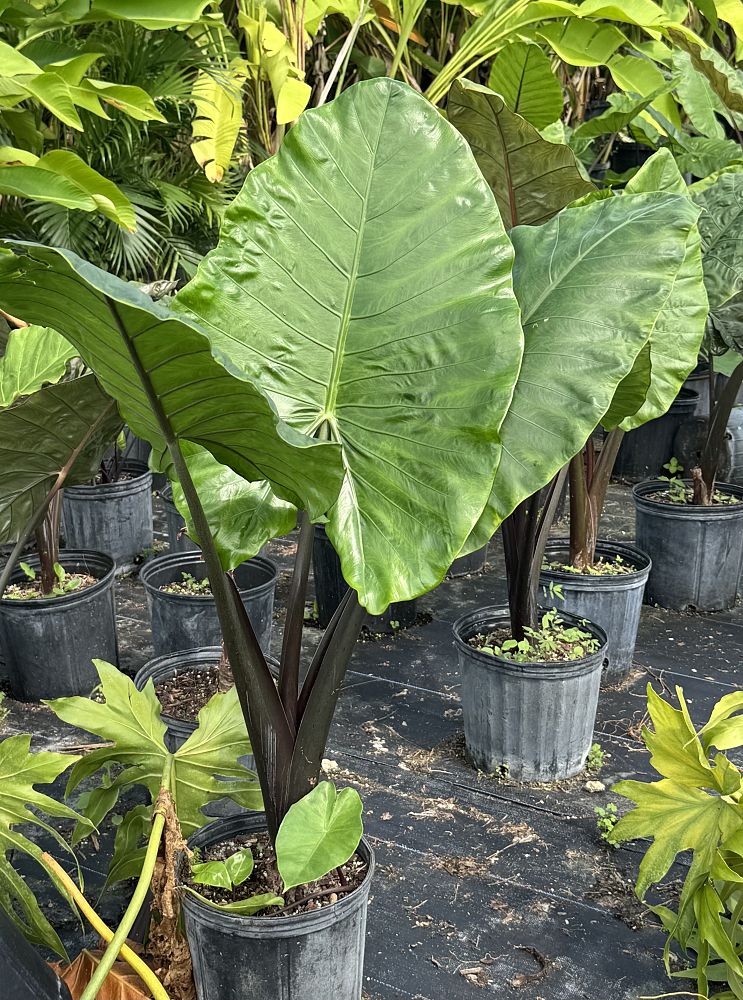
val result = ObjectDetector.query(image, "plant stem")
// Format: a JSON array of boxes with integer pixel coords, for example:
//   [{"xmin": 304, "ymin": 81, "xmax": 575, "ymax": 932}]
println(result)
[
  {"xmin": 78, "ymin": 759, "xmax": 173, "ymax": 1000},
  {"xmin": 35, "ymin": 493, "xmax": 61, "ymax": 594},
  {"xmin": 278, "ymin": 511, "xmax": 314, "ymax": 732},
  {"xmin": 700, "ymin": 357, "xmax": 743, "ymax": 496},
  {"xmin": 316, "ymin": 1, "xmax": 368, "ymax": 107},
  {"xmin": 41, "ymin": 853, "xmax": 169, "ymax": 1000}
]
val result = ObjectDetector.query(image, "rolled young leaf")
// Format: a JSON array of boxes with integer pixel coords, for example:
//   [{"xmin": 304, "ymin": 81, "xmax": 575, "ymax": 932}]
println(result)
[
  {"xmin": 448, "ymin": 79, "xmax": 594, "ymax": 229},
  {"xmin": 175, "ymin": 78, "xmax": 524, "ymax": 614},
  {"xmin": 0, "ymin": 244, "xmax": 344, "ymax": 521}
]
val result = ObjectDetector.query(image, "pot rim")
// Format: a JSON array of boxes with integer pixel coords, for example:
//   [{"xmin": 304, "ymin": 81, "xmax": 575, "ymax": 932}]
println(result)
[
  {"xmin": 180, "ymin": 813, "xmax": 375, "ymax": 934},
  {"xmin": 633, "ymin": 479, "xmax": 743, "ymax": 517},
  {"xmin": 64, "ymin": 460, "xmax": 152, "ymax": 497},
  {"xmin": 452, "ymin": 604, "xmax": 607, "ymax": 678},
  {"xmin": 140, "ymin": 552, "xmax": 278, "ymax": 604},
  {"xmin": 0, "ymin": 549, "xmax": 116, "ymax": 608},
  {"xmin": 540, "ymin": 538, "xmax": 651, "ymax": 583}
]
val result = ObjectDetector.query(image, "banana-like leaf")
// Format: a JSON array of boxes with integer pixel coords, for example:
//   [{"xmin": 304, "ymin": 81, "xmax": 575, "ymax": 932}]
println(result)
[
  {"xmin": 448, "ymin": 80, "xmax": 594, "ymax": 229},
  {"xmin": 72, "ymin": 79, "xmax": 166, "ymax": 123},
  {"xmin": 465, "ymin": 190, "xmax": 703, "ymax": 550},
  {"xmin": 0, "ymin": 375, "xmax": 121, "ymax": 544},
  {"xmin": 82, "ymin": 0, "xmax": 214, "ymax": 28},
  {"xmin": 614, "ymin": 149, "xmax": 707, "ymax": 431},
  {"xmin": 0, "ymin": 244, "xmax": 344, "ymax": 520},
  {"xmin": 673, "ymin": 49, "xmax": 727, "ymax": 140},
  {"xmin": 0, "ymin": 734, "xmax": 84, "ymax": 958},
  {"xmin": 175, "ymin": 78, "xmax": 523, "ymax": 613},
  {"xmin": 49, "ymin": 660, "xmax": 262, "ymax": 840},
  {"xmin": 0, "ymin": 324, "xmax": 75, "ymax": 407},
  {"xmin": 577, "ymin": 0, "xmax": 672, "ymax": 26},
  {"xmin": 171, "ymin": 445, "xmax": 296, "ymax": 570},
  {"xmin": 191, "ymin": 60, "xmax": 247, "ymax": 183},
  {"xmin": 487, "ymin": 40, "xmax": 564, "ymax": 130},
  {"xmin": 608, "ymin": 53, "xmax": 682, "ymax": 132}
]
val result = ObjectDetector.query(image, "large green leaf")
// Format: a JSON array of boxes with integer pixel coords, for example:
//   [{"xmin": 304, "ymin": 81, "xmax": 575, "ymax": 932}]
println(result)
[
  {"xmin": 175, "ymin": 78, "xmax": 524, "ymax": 613},
  {"xmin": 466, "ymin": 190, "xmax": 702, "ymax": 549},
  {"xmin": 275, "ymin": 781, "xmax": 363, "ymax": 891},
  {"xmin": 538, "ymin": 18, "xmax": 626, "ymax": 65},
  {"xmin": 0, "ymin": 324, "xmax": 75, "ymax": 407},
  {"xmin": 670, "ymin": 26, "xmax": 743, "ymax": 113},
  {"xmin": 448, "ymin": 80, "xmax": 594, "ymax": 229},
  {"xmin": 601, "ymin": 341, "xmax": 652, "ymax": 429},
  {"xmin": 692, "ymin": 170, "xmax": 743, "ymax": 315},
  {"xmin": 83, "ymin": 0, "xmax": 214, "ymax": 28},
  {"xmin": 0, "ymin": 734, "xmax": 84, "ymax": 958},
  {"xmin": 608, "ymin": 52, "xmax": 681, "ymax": 132},
  {"xmin": 0, "ymin": 374, "xmax": 120, "ymax": 544},
  {"xmin": 572, "ymin": 88, "xmax": 669, "ymax": 140},
  {"xmin": 49, "ymin": 659, "xmax": 262, "ymax": 839},
  {"xmin": 673, "ymin": 49, "xmax": 727, "ymax": 140},
  {"xmin": 615, "ymin": 149, "xmax": 707, "ymax": 431},
  {"xmin": 613, "ymin": 777, "xmax": 741, "ymax": 897},
  {"xmin": 487, "ymin": 40, "xmax": 564, "ymax": 130},
  {"xmin": 171, "ymin": 445, "xmax": 296, "ymax": 570},
  {"xmin": 576, "ymin": 0, "xmax": 673, "ymax": 25},
  {"xmin": 0, "ymin": 244, "xmax": 343, "ymax": 520}
]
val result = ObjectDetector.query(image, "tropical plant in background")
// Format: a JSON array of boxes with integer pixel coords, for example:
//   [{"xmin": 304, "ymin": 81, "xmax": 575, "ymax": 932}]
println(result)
[
  {"xmin": 613, "ymin": 684, "xmax": 743, "ymax": 999},
  {"xmin": 448, "ymin": 79, "xmax": 708, "ymax": 631}
]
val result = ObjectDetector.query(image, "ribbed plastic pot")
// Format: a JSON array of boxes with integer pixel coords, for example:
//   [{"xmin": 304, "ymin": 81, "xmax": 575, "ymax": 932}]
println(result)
[
  {"xmin": 453, "ymin": 606, "xmax": 606, "ymax": 782},
  {"xmin": 614, "ymin": 388, "xmax": 699, "ymax": 482},
  {"xmin": 0, "ymin": 907, "xmax": 72, "ymax": 1000},
  {"xmin": 448, "ymin": 544, "xmax": 489, "ymax": 578},
  {"xmin": 140, "ymin": 552, "xmax": 277, "ymax": 656},
  {"xmin": 181, "ymin": 813, "xmax": 375, "ymax": 1000},
  {"xmin": 539, "ymin": 540, "xmax": 651, "ymax": 682},
  {"xmin": 312, "ymin": 525, "xmax": 416, "ymax": 631},
  {"xmin": 134, "ymin": 645, "xmax": 278, "ymax": 754},
  {"xmin": 160, "ymin": 484, "xmax": 199, "ymax": 553},
  {"xmin": 62, "ymin": 460, "xmax": 153, "ymax": 573},
  {"xmin": 633, "ymin": 479, "xmax": 743, "ymax": 611},
  {"xmin": 0, "ymin": 550, "xmax": 118, "ymax": 701}
]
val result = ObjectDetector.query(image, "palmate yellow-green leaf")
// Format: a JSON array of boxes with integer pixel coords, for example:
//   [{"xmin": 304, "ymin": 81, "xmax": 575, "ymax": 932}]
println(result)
[
  {"xmin": 698, "ymin": 691, "xmax": 743, "ymax": 752},
  {"xmin": 48, "ymin": 660, "xmax": 262, "ymax": 839},
  {"xmin": 613, "ymin": 777, "xmax": 742, "ymax": 897},
  {"xmin": 191, "ymin": 61, "xmax": 247, "ymax": 182},
  {"xmin": 0, "ymin": 325, "xmax": 76, "ymax": 407}
]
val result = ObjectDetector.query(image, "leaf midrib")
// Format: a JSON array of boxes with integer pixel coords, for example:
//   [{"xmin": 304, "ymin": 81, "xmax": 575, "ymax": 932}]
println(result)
[{"xmin": 321, "ymin": 89, "xmax": 391, "ymax": 426}]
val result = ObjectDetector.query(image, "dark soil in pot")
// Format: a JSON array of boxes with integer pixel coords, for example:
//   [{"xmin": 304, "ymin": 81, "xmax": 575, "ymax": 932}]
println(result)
[
  {"xmin": 140, "ymin": 552, "xmax": 277, "ymax": 656},
  {"xmin": 453, "ymin": 606, "xmax": 606, "ymax": 783},
  {"xmin": 160, "ymin": 484, "xmax": 199, "ymax": 553},
  {"xmin": 539, "ymin": 539, "xmax": 651, "ymax": 682},
  {"xmin": 312, "ymin": 524, "xmax": 416, "ymax": 632},
  {"xmin": 633, "ymin": 479, "xmax": 743, "ymax": 611},
  {"xmin": 0, "ymin": 550, "xmax": 118, "ymax": 701},
  {"xmin": 135, "ymin": 646, "xmax": 277, "ymax": 753},
  {"xmin": 181, "ymin": 813, "xmax": 375, "ymax": 1000},
  {"xmin": 614, "ymin": 387, "xmax": 699, "ymax": 482},
  {"xmin": 62, "ymin": 460, "xmax": 153, "ymax": 573}
]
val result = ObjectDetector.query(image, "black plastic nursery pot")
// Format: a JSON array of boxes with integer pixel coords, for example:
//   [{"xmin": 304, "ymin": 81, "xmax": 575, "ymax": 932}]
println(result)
[
  {"xmin": 633, "ymin": 479, "xmax": 743, "ymax": 611},
  {"xmin": 62, "ymin": 460, "xmax": 153, "ymax": 573},
  {"xmin": 181, "ymin": 813, "xmax": 375, "ymax": 1000},
  {"xmin": 140, "ymin": 552, "xmax": 277, "ymax": 656},
  {"xmin": 614, "ymin": 387, "xmax": 699, "ymax": 482},
  {"xmin": 452, "ymin": 606, "xmax": 606, "ymax": 783},
  {"xmin": 448, "ymin": 544, "xmax": 489, "ymax": 578},
  {"xmin": 313, "ymin": 524, "xmax": 417, "ymax": 631},
  {"xmin": 161, "ymin": 484, "xmax": 199, "ymax": 553},
  {"xmin": 134, "ymin": 645, "xmax": 278, "ymax": 754},
  {"xmin": 539, "ymin": 540, "xmax": 651, "ymax": 682},
  {"xmin": 0, "ymin": 907, "xmax": 72, "ymax": 1000},
  {"xmin": 0, "ymin": 550, "xmax": 118, "ymax": 701}
]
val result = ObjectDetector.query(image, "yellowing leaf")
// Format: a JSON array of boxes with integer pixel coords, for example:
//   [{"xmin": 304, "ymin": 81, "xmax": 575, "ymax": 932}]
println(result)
[
  {"xmin": 276, "ymin": 76, "xmax": 312, "ymax": 125},
  {"xmin": 191, "ymin": 61, "xmax": 247, "ymax": 183},
  {"xmin": 52, "ymin": 949, "xmax": 152, "ymax": 1000}
]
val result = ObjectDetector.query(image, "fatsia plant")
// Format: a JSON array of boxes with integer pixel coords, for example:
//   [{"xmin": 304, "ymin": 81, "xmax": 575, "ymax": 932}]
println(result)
[
  {"xmin": 0, "ymin": 78, "xmax": 523, "ymax": 841},
  {"xmin": 613, "ymin": 685, "xmax": 743, "ymax": 999},
  {"xmin": 0, "ymin": 733, "xmax": 86, "ymax": 958},
  {"xmin": 449, "ymin": 81, "xmax": 707, "ymax": 630}
]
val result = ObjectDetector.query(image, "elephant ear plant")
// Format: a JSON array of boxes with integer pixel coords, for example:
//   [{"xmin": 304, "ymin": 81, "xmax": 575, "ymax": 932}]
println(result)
[
  {"xmin": 449, "ymin": 81, "xmax": 707, "ymax": 640},
  {"xmin": 0, "ymin": 78, "xmax": 524, "ymax": 996}
]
